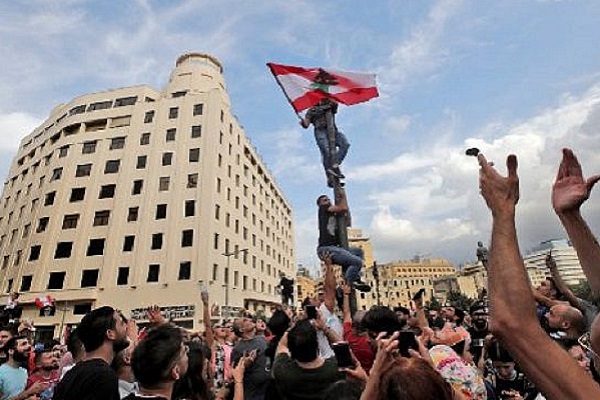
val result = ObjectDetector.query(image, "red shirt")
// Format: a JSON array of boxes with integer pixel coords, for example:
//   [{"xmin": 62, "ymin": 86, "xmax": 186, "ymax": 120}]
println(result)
[
  {"xmin": 343, "ymin": 321, "xmax": 374, "ymax": 372},
  {"xmin": 26, "ymin": 369, "xmax": 60, "ymax": 389}
]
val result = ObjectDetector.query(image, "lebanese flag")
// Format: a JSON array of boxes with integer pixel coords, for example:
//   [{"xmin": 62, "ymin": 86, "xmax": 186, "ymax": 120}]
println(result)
[
  {"xmin": 267, "ymin": 63, "xmax": 379, "ymax": 113},
  {"xmin": 35, "ymin": 295, "xmax": 54, "ymax": 309}
]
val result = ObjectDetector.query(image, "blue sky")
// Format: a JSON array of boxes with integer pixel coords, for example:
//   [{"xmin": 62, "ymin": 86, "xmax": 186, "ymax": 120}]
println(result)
[{"xmin": 2, "ymin": 0, "xmax": 600, "ymax": 274}]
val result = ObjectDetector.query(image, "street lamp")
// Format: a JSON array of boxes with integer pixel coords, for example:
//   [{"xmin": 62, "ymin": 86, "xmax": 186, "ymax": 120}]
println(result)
[{"xmin": 222, "ymin": 248, "xmax": 248, "ymax": 306}]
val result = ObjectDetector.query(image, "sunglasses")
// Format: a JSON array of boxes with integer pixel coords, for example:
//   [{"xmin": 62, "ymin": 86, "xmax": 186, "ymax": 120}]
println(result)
[{"xmin": 578, "ymin": 332, "xmax": 600, "ymax": 360}]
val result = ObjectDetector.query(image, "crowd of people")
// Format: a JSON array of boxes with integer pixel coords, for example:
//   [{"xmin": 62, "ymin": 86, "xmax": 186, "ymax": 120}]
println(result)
[{"xmin": 0, "ymin": 148, "xmax": 599, "ymax": 399}]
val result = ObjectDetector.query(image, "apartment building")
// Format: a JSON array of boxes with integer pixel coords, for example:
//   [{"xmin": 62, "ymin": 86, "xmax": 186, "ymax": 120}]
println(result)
[{"xmin": 0, "ymin": 53, "xmax": 295, "ymax": 337}]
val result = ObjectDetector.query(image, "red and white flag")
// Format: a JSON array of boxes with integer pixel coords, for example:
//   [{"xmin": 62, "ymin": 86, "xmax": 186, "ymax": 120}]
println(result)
[
  {"xmin": 35, "ymin": 295, "xmax": 54, "ymax": 309},
  {"xmin": 267, "ymin": 63, "xmax": 379, "ymax": 113}
]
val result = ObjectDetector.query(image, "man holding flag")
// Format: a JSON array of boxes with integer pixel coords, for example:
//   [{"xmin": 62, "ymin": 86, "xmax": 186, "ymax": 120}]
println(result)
[{"xmin": 267, "ymin": 63, "xmax": 378, "ymax": 186}]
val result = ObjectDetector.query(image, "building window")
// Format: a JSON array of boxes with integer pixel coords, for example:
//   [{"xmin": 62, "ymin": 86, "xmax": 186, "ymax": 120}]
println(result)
[
  {"xmin": 117, "ymin": 267, "xmax": 129, "ymax": 285},
  {"xmin": 159, "ymin": 177, "xmax": 170, "ymax": 191},
  {"xmin": 193, "ymin": 103, "xmax": 203, "ymax": 116},
  {"xmin": 82, "ymin": 140, "xmax": 97, "ymax": 154},
  {"xmin": 136, "ymin": 155, "xmax": 147, "ymax": 169},
  {"xmin": 37, "ymin": 217, "xmax": 49, "ymax": 233},
  {"xmin": 115, "ymin": 96, "xmax": 137, "ymax": 107},
  {"xmin": 104, "ymin": 160, "xmax": 121, "ymax": 174},
  {"xmin": 93, "ymin": 210, "xmax": 110, "ymax": 226},
  {"xmin": 147, "ymin": 264, "xmax": 160, "ymax": 282},
  {"xmin": 28, "ymin": 245, "xmax": 41, "ymax": 261},
  {"xmin": 59, "ymin": 146, "xmax": 69, "ymax": 158},
  {"xmin": 87, "ymin": 238, "xmax": 105, "ymax": 256},
  {"xmin": 140, "ymin": 132, "xmax": 151, "ymax": 145},
  {"xmin": 44, "ymin": 191, "xmax": 56, "ymax": 206},
  {"xmin": 181, "ymin": 229, "xmax": 193, "ymax": 247},
  {"xmin": 144, "ymin": 111, "xmax": 155, "ymax": 123},
  {"xmin": 73, "ymin": 304, "xmax": 92, "ymax": 315},
  {"xmin": 189, "ymin": 148, "xmax": 200, "ymax": 162},
  {"xmin": 187, "ymin": 173, "xmax": 198, "ymax": 188},
  {"xmin": 215, "ymin": 205, "xmax": 220, "ymax": 220},
  {"xmin": 88, "ymin": 100, "xmax": 112, "ymax": 111},
  {"xmin": 54, "ymin": 242, "xmax": 73, "ymax": 259},
  {"xmin": 81, "ymin": 269, "xmax": 99, "ymax": 287},
  {"xmin": 110, "ymin": 137, "xmax": 126, "ymax": 150},
  {"xmin": 99, "ymin": 184, "xmax": 116, "ymax": 199},
  {"xmin": 127, "ymin": 207, "xmax": 139, "ymax": 222},
  {"xmin": 151, "ymin": 233, "xmax": 163, "ymax": 250},
  {"xmin": 178, "ymin": 261, "xmax": 191, "ymax": 280},
  {"xmin": 51, "ymin": 167, "xmax": 63, "ymax": 181},
  {"xmin": 62, "ymin": 214, "xmax": 79, "ymax": 229},
  {"xmin": 213, "ymin": 233, "xmax": 219, "ymax": 250},
  {"xmin": 76, "ymin": 164, "xmax": 92, "ymax": 178},
  {"xmin": 184, "ymin": 200, "xmax": 195, "ymax": 217},
  {"xmin": 168, "ymin": 107, "xmax": 179, "ymax": 119},
  {"xmin": 166, "ymin": 129, "xmax": 176, "ymax": 142},
  {"xmin": 156, "ymin": 204, "xmax": 167, "ymax": 220},
  {"xmin": 132, "ymin": 180, "xmax": 143, "ymax": 195},
  {"xmin": 20, "ymin": 275, "xmax": 32, "ymax": 292},
  {"xmin": 48, "ymin": 272, "xmax": 66, "ymax": 290},
  {"xmin": 123, "ymin": 235, "xmax": 135, "ymax": 252},
  {"xmin": 69, "ymin": 105, "xmax": 86, "ymax": 115},
  {"xmin": 162, "ymin": 152, "xmax": 173, "ymax": 166},
  {"xmin": 70, "ymin": 188, "xmax": 85, "ymax": 202},
  {"xmin": 191, "ymin": 125, "xmax": 202, "ymax": 138}
]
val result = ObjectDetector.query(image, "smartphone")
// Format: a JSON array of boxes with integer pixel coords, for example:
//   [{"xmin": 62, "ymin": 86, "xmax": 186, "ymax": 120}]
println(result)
[
  {"xmin": 411, "ymin": 288, "xmax": 425, "ymax": 301},
  {"xmin": 305, "ymin": 305, "xmax": 317, "ymax": 320},
  {"xmin": 332, "ymin": 342, "xmax": 354, "ymax": 368},
  {"xmin": 398, "ymin": 331, "xmax": 418, "ymax": 357},
  {"xmin": 465, "ymin": 147, "xmax": 480, "ymax": 157}
]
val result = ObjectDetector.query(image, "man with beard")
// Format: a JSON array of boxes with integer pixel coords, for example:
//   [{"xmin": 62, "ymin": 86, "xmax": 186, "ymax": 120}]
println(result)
[
  {"xmin": 26, "ymin": 349, "xmax": 60, "ymax": 395},
  {"xmin": 0, "ymin": 336, "xmax": 46, "ymax": 400},
  {"xmin": 54, "ymin": 306, "xmax": 129, "ymax": 400}
]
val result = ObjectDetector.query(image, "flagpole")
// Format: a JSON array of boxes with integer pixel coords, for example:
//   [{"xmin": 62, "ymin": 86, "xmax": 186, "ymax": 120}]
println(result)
[{"xmin": 266, "ymin": 63, "xmax": 302, "ymax": 120}]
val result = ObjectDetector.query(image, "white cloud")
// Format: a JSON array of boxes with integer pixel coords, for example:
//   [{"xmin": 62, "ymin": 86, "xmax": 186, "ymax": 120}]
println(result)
[
  {"xmin": 364, "ymin": 82, "xmax": 600, "ymax": 263},
  {"xmin": 0, "ymin": 112, "xmax": 43, "ymax": 152}
]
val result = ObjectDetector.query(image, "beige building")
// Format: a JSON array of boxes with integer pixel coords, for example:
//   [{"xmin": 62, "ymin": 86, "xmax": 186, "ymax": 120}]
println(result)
[
  {"xmin": 523, "ymin": 239, "xmax": 585, "ymax": 286},
  {"xmin": 432, "ymin": 274, "xmax": 480, "ymax": 302},
  {"xmin": 296, "ymin": 267, "xmax": 318, "ymax": 306},
  {"xmin": 358, "ymin": 256, "xmax": 457, "ymax": 310},
  {"xmin": 0, "ymin": 53, "xmax": 295, "ymax": 337}
]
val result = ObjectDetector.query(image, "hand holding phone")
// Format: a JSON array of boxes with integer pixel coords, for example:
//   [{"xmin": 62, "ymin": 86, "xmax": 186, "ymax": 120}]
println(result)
[
  {"xmin": 398, "ymin": 331, "xmax": 419, "ymax": 358},
  {"xmin": 304, "ymin": 305, "xmax": 317, "ymax": 320},
  {"xmin": 332, "ymin": 342, "xmax": 354, "ymax": 369}
]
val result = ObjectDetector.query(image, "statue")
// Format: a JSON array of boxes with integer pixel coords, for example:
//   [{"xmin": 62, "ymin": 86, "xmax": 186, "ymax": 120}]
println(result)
[{"xmin": 476, "ymin": 241, "xmax": 489, "ymax": 268}]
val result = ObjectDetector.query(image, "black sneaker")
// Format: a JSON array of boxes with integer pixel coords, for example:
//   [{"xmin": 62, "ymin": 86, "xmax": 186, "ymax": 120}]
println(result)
[{"xmin": 352, "ymin": 280, "xmax": 371, "ymax": 292}]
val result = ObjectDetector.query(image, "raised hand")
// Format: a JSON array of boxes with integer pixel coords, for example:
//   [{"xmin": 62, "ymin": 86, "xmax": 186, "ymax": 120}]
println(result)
[
  {"xmin": 478, "ymin": 153, "xmax": 519, "ymax": 216},
  {"xmin": 146, "ymin": 305, "xmax": 167, "ymax": 326},
  {"xmin": 319, "ymin": 251, "xmax": 333, "ymax": 266},
  {"xmin": 552, "ymin": 148, "xmax": 600, "ymax": 215}
]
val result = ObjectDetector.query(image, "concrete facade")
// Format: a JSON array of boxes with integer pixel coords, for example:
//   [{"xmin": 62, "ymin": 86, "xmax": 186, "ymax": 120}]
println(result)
[{"xmin": 0, "ymin": 53, "xmax": 295, "ymax": 336}]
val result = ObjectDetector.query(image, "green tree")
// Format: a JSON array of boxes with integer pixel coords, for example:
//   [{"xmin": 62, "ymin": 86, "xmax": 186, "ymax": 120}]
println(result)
[{"xmin": 446, "ymin": 290, "xmax": 475, "ymax": 311}]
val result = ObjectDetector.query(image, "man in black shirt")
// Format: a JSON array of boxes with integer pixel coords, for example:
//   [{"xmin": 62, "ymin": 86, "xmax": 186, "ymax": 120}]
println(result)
[
  {"xmin": 54, "ymin": 306, "xmax": 130, "ymax": 400},
  {"xmin": 123, "ymin": 325, "xmax": 188, "ymax": 400},
  {"xmin": 316, "ymin": 191, "xmax": 370, "ymax": 292}
]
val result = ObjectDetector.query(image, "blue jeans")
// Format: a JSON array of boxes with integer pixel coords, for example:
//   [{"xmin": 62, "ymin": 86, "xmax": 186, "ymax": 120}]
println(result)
[
  {"xmin": 317, "ymin": 246, "xmax": 364, "ymax": 283},
  {"xmin": 314, "ymin": 127, "xmax": 350, "ymax": 172}
]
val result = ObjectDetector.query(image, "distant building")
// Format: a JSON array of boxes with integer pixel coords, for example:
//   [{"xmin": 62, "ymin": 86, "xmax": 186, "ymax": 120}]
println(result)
[
  {"xmin": 359, "ymin": 256, "xmax": 457, "ymax": 310},
  {"xmin": 524, "ymin": 239, "xmax": 585, "ymax": 286},
  {"xmin": 296, "ymin": 268, "xmax": 317, "ymax": 306}
]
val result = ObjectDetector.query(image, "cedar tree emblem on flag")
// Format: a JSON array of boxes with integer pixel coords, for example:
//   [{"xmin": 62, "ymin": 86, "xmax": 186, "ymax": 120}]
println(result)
[{"xmin": 267, "ymin": 63, "xmax": 378, "ymax": 113}]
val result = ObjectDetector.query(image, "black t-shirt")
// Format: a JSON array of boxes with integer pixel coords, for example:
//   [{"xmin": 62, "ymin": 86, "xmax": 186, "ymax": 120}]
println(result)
[
  {"xmin": 318, "ymin": 204, "xmax": 339, "ymax": 247},
  {"xmin": 54, "ymin": 358, "xmax": 120, "ymax": 400},
  {"xmin": 123, "ymin": 395, "xmax": 168, "ymax": 400},
  {"xmin": 306, "ymin": 102, "xmax": 338, "ymax": 129}
]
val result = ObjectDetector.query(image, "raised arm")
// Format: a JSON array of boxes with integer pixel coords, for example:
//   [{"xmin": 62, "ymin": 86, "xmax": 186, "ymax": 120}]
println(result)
[
  {"xmin": 546, "ymin": 253, "xmax": 583, "ymax": 309},
  {"xmin": 478, "ymin": 153, "xmax": 600, "ymax": 399},
  {"xmin": 552, "ymin": 148, "xmax": 600, "ymax": 294},
  {"xmin": 201, "ymin": 289, "xmax": 214, "ymax": 349},
  {"xmin": 321, "ymin": 252, "xmax": 337, "ymax": 312},
  {"xmin": 342, "ymin": 284, "xmax": 352, "ymax": 324},
  {"xmin": 327, "ymin": 188, "xmax": 349, "ymax": 214}
]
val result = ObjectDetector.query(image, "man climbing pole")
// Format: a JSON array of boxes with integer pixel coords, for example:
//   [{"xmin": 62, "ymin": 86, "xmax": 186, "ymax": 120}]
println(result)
[
  {"xmin": 316, "ymin": 191, "xmax": 370, "ymax": 292},
  {"xmin": 300, "ymin": 98, "xmax": 349, "ymax": 187}
]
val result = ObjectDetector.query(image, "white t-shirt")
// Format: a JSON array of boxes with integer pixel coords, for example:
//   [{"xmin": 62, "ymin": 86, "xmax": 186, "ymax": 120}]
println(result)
[{"xmin": 317, "ymin": 303, "xmax": 343, "ymax": 358}]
